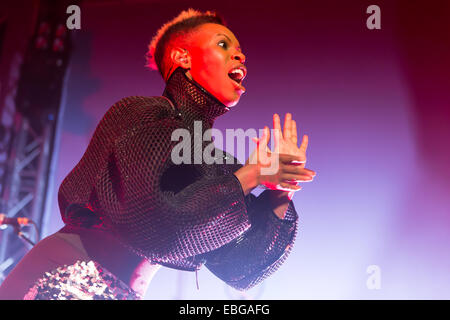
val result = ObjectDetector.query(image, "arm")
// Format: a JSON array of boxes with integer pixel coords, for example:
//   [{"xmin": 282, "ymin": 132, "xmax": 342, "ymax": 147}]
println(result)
[
  {"xmin": 199, "ymin": 189, "xmax": 298, "ymax": 291},
  {"xmin": 267, "ymin": 190, "xmax": 293, "ymax": 219},
  {"xmin": 82, "ymin": 105, "xmax": 310, "ymax": 270},
  {"xmin": 199, "ymin": 113, "xmax": 316, "ymax": 290},
  {"xmin": 109, "ymin": 116, "xmax": 252, "ymax": 262}
]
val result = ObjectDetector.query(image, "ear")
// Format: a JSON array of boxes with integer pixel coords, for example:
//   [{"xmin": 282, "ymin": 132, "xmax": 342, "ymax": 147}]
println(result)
[{"xmin": 170, "ymin": 47, "xmax": 191, "ymax": 70}]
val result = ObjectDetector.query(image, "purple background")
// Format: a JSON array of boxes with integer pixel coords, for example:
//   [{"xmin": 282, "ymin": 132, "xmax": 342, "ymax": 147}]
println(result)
[{"xmin": 3, "ymin": 0, "xmax": 450, "ymax": 299}]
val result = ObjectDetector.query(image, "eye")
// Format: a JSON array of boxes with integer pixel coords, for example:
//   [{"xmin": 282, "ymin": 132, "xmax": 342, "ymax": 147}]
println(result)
[{"xmin": 218, "ymin": 40, "xmax": 228, "ymax": 49}]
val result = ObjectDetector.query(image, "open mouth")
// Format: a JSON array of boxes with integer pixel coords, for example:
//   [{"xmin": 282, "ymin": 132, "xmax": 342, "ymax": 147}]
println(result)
[{"xmin": 228, "ymin": 67, "xmax": 246, "ymax": 85}]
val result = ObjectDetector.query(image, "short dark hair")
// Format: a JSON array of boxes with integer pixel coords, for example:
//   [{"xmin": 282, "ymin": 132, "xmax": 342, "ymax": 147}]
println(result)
[{"xmin": 146, "ymin": 9, "xmax": 226, "ymax": 81}]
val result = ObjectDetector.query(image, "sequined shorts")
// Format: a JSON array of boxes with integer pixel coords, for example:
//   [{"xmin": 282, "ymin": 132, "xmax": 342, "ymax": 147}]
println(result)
[{"xmin": 23, "ymin": 260, "xmax": 141, "ymax": 300}]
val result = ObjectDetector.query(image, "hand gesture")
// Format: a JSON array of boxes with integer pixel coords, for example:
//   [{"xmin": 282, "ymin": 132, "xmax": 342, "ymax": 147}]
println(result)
[{"xmin": 247, "ymin": 113, "xmax": 316, "ymax": 192}]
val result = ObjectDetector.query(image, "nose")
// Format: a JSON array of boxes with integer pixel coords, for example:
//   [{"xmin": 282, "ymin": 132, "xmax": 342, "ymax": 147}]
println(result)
[{"xmin": 232, "ymin": 50, "xmax": 246, "ymax": 63}]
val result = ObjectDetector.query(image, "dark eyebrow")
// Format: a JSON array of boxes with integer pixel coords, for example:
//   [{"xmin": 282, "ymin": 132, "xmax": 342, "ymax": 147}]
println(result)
[{"xmin": 216, "ymin": 33, "xmax": 242, "ymax": 51}]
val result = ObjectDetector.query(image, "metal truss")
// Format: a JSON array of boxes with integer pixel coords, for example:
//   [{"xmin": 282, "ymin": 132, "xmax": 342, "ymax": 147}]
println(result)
[
  {"xmin": 0, "ymin": 110, "xmax": 57, "ymax": 282},
  {"xmin": 0, "ymin": 0, "xmax": 71, "ymax": 283}
]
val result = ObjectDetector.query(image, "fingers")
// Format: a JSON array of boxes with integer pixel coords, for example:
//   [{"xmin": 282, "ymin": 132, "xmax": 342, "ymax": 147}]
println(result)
[
  {"xmin": 303, "ymin": 167, "xmax": 316, "ymax": 176},
  {"xmin": 253, "ymin": 127, "xmax": 271, "ymax": 165},
  {"xmin": 273, "ymin": 113, "xmax": 282, "ymax": 131},
  {"xmin": 260, "ymin": 127, "xmax": 271, "ymax": 159},
  {"xmin": 273, "ymin": 114, "xmax": 282, "ymax": 151},
  {"xmin": 283, "ymin": 113, "xmax": 292, "ymax": 140},
  {"xmin": 281, "ymin": 173, "xmax": 314, "ymax": 182},
  {"xmin": 277, "ymin": 113, "xmax": 300, "ymax": 147},
  {"xmin": 292, "ymin": 120, "xmax": 298, "ymax": 146},
  {"xmin": 253, "ymin": 126, "xmax": 270, "ymax": 146},
  {"xmin": 300, "ymin": 134, "xmax": 308, "ymax": 153},
  {"xmin": 277, "ymin": 182, "xmax": 302, "ymax": 192},
  {"xmin": 260, "ymin": 126, "xmax": 270, "ymax": 147},
  {"xmin": 282, "ymin": 165, "xmax": 316, "ymax": 177},
  {"xmin": 279, "ymin": 153, "xmax": 305, "ymax": 164}
]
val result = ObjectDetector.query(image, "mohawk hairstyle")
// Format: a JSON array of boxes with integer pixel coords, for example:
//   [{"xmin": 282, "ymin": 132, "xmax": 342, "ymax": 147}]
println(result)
[{"xmin": 146, "ymin": 8, "xmax": 226, "ymax": 81}]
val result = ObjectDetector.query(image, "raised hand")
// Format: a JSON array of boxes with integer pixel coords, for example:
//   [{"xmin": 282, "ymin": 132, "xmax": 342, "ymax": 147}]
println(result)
[
  {"xmin": 273, "ymin": 113, "xmax": 308, "ymax": 167},
  {"xmin": 245, "ymin": 113, "xmax": 315, "ymax": 192}
]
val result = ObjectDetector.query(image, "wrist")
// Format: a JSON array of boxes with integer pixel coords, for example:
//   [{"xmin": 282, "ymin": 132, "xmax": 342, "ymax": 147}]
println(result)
[
  {"xmin": 269, "ymin": 190, "xmax": 293, "ymax": 202},
  {"xmin": 267, "ymin": 190, "xmax": 292, "ymax": 219},
  {"xmin": 234, "ymin": 164, "xmax": 259, "ymax": 196}
]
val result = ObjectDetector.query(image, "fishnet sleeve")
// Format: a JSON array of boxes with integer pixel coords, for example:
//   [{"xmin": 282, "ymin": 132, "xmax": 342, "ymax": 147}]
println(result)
[
  {"xmin": 200, "ymin": 189, "xmax": 298, "ymax": 291},
  {"xmin": 108, "ymin": 117, "xmax": 251, "ymax": 263}
]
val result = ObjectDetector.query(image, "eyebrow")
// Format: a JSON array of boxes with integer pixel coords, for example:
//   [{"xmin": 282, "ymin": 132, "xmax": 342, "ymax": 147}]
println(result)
[{"xmin": 216, "ymin": 33, "xmax": 242, "ymax": 51}]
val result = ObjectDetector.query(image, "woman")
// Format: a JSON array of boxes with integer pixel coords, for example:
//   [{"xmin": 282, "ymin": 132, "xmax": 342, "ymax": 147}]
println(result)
[{"xmin": 0, "ymin": 9, "xmax": 315, "ymax": 300}]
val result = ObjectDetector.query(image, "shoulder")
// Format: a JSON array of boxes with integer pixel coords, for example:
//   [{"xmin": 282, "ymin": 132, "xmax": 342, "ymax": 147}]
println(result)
[
  {"xmin": 106, "ymin": 96, "xmax": 176, "ymax": 123},
  {"xmin": 108, "ymin": 96, "xmax": 174, "ymax": 118},
  {"xmin": 113, "ymin": 95, "xmax": 172, "ymax": 109}
]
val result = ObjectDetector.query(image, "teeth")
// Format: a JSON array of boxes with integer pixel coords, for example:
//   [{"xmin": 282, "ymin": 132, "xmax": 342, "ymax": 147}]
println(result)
[{"xmin": 230, "ymin": 69, "xmax": 244, "ymax": 78}]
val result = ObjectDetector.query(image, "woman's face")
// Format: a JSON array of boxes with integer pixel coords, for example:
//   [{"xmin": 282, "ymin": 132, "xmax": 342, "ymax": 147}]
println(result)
[{"xmin": 185, "ymin": 23, "xmax": 247, "ymax": 108}]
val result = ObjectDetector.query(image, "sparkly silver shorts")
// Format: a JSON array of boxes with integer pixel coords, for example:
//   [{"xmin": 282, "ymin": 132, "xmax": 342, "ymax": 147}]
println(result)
[{"xmin": 23, "ymin": 260, "xmax": 141, "ymax": 300}]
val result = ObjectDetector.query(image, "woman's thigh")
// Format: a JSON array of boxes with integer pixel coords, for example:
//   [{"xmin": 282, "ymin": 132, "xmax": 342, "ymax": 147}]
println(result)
[{"xmin": 0, "ymin": 232, "xmax": 89, "ymax": 300}]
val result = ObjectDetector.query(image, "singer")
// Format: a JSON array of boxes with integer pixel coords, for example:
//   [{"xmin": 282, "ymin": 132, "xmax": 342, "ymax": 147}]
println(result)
[{"xmin": 0, "ymin": 9, "xmax": 315, "ymax": 300}]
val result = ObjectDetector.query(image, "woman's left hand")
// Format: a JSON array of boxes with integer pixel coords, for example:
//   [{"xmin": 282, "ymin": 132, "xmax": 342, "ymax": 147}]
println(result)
[
  {"xmin": 258, "ymin": 113, "xmax": 316, "ymax": 218},
  {"xmin": 251, "ymin": 113, "xmax": 316, "ymax": 191},
  {"xmin": 272, "ymin": 113, "xmax": 309, "ymax": 167}
]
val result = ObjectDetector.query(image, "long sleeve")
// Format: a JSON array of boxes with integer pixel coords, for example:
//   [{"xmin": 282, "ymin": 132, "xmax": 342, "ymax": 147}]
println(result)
[
  {"xmin": 58, "ymin": 67, "xmax": 300, "ymax": 280},
  {"xmin": 58, "ymin": 96, "xmax": 252, "ymax": 269},
  {"xmin": 108, "ymin": 117, "xmax": 252, "ymax": 263},
  {"xmin": 199, "ymin": 189, "xmax": 298, "ymax": 291}
]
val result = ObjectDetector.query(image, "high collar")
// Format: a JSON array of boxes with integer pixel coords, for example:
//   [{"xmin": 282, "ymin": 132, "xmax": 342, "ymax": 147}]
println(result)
[{"xmin": 162, "ymin": 67, "xmax": 230, "ymax": 129}]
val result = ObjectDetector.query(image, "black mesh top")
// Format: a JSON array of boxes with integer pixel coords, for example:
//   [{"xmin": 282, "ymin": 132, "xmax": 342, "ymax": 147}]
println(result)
[{"xmin": 58, "ymin": 67, "xmax": 298, "ymax": 290}]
